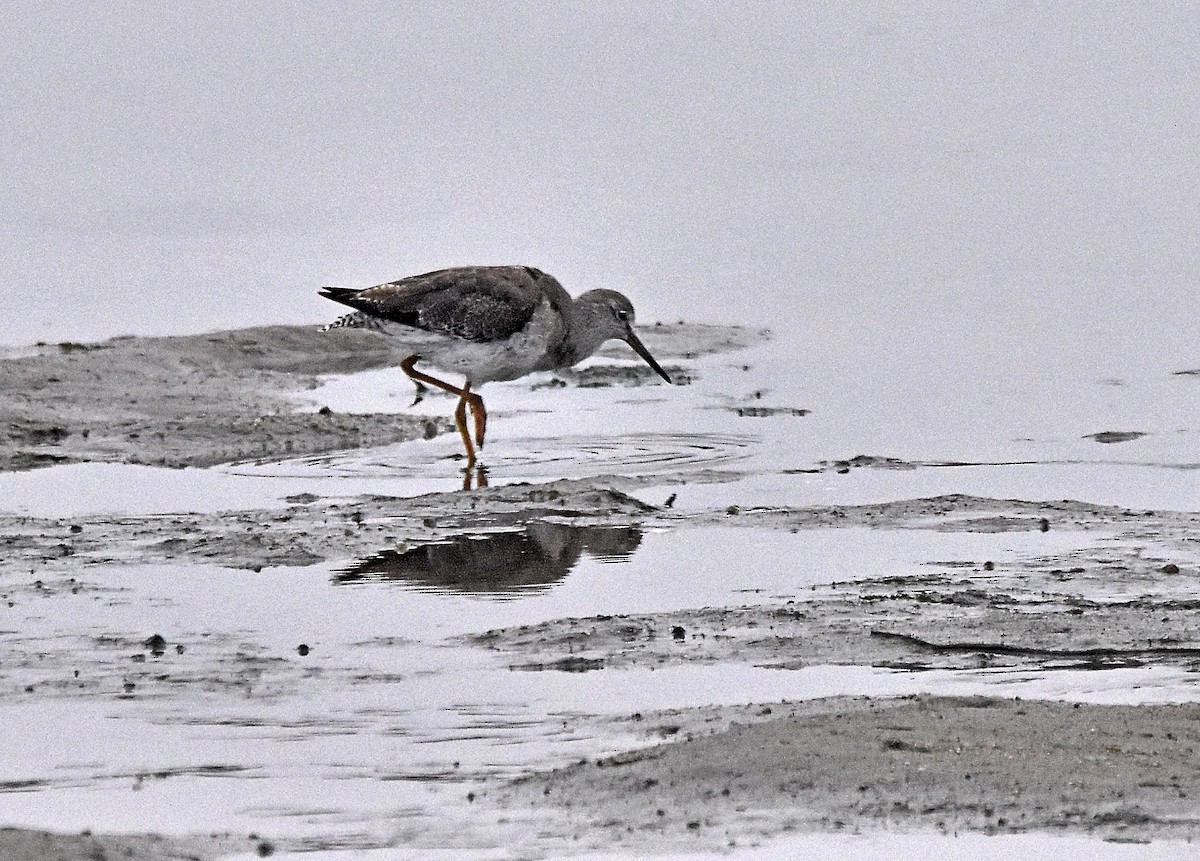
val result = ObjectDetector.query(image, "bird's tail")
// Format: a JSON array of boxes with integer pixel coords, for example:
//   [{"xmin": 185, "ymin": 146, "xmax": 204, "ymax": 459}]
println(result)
[
  {"xmin": 318, "ymin": 286, "xmax": 363, "ymax": 305},
  {"xmin": 319, "ymin": 286, "xmax": 371, "ymax": 331}
]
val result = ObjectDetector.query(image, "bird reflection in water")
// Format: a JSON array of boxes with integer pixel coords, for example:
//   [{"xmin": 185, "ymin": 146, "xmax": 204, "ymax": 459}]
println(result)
[{"xmin": 332, "ymin": 523, "xmax": 642, "ymax": 598}]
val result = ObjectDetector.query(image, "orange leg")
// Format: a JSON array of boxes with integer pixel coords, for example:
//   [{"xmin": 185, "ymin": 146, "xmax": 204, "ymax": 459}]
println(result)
[
  {"xmin": 465, "ymin": 390, "xmax": 486, "ymax": 448},
  {"xmin": 400, "ymin": 355, "xmax": 488, "ymax": 458},
  {"xmin": 453, "ymin": 390, "xmax": 476, "ymax": 468}
]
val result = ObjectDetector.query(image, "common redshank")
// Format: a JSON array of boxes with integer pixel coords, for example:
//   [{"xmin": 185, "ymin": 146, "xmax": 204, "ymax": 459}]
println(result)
[{"xmin": 319, "ymin": 266, "xmax": 673, "ymax": 468}]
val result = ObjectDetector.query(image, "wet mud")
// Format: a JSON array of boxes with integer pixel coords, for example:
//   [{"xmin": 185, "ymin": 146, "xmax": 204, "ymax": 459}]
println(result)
[
  {"xmin": 0, "ymin": 479, "xmax": 657, "ymax": 572},
  {"xmin": 462, "ymin": 494, "xmax": 1200, "ymax": 851},
  {"xmin": 0, "ymin": 326, "xmax": 445, "ymax": 470},
  {"xmin": 0, "ymin": 322, "xmax": 738, "ymax": 471},
  {"xmin": 475, "ymin": 562, "xmax": 1200, "ymax": 676},
  {"xmin": 3, "ymin": 322, "xmax": 1200, "ymax": 858},
  {"xmin": 0, "ymin": 828, "xmax": 270, "ymax": 861},
  {"xmin": 474, "ymin": 495, "xmax": 1200, "ymax": 674},
  {"xmin": 493, "ymin": 695, "xmax": 1200, "ymax": 850}
]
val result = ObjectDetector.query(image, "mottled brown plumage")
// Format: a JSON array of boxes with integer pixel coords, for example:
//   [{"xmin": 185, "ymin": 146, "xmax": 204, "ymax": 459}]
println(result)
[{"xmin": 320, "ymin": 265, "xmax": 671, "ymax": 470}]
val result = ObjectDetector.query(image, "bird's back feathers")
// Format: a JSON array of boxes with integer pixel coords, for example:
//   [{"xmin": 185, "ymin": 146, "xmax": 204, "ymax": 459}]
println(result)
[{"xmin": 319, "ymin": 266, "xmax": 555, "ymax": 343}]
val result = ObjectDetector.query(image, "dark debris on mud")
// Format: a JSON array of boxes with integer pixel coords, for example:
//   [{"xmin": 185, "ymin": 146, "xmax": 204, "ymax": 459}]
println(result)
[
  {"xmin": 539, "ymin": 363, "xmax": 694, "ymax": 388},
  {"xmin": 1085, "ymin": 430, "xmax": 1148, "ymax": 444}
]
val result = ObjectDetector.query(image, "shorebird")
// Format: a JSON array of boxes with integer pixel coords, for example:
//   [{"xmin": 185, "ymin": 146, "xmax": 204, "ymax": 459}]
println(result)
[{"xmin": 319, "ymin": 266, "xmax": 673, "ymax": 468}]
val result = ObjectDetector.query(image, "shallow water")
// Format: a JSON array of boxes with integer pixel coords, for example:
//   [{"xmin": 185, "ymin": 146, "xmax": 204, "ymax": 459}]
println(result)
[
  {"xmin": 4, "ymin": 329, "xmax": 1196, "ymax": 521},
  {"xmin": 0, "ymin": 516, "xmax": 1191, "ymax": 848},
  {"xmin": 7, "ymin": 5, "xmax": 1200, "ymax": 852},
  {"xmin": 295, "ymin": 333, "xmax": 1200, "ymax": 511},
  {"xmin": 3, "ymin": 331, "xmax": 1199, "ymax": 855}
]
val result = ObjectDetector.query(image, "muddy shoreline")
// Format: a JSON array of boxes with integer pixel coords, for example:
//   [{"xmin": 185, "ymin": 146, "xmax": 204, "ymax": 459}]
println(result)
[
  {"xmin": 3, "ymin": 323, "xmax": 1200, "ymax": 858},
  {"xmin": 0, "ymin": 321, "xmax": 747, "ymax": 472},
  {"xmin": 473, "ymin": 494, "xmax": 1200, "ymax": 676}
]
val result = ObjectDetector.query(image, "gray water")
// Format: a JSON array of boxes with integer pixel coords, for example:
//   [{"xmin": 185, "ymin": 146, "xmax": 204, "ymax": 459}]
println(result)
[{"xmin": 5, "ymin": 4, "xmax": 1199, "ymax": 384}]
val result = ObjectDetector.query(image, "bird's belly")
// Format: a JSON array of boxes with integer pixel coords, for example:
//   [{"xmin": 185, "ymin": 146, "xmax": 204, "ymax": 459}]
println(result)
[
  {"xmin": 424, "ymin": 337, "xmax": 551, "ymax": 384},
  {"xmin": 392, "ymin": 299, "xmax": 563, "ymax": 385}
]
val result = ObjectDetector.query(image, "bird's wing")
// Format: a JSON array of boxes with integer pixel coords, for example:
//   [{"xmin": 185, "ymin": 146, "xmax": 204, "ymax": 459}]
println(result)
[{"xmin": 320, "ymin": 267, "xmax": 546, "ymax": 343}]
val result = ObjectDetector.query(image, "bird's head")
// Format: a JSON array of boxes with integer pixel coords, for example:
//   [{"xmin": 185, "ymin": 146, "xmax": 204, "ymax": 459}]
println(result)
[{"xmin": 576, "ymin": 289, "xmax": 672, "ymax": 384}]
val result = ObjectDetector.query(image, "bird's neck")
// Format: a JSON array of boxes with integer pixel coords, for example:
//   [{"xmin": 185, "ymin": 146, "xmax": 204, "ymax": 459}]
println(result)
[{"xmin": 559, "ymin": 301, "xmax": 613, "ymax": 365}]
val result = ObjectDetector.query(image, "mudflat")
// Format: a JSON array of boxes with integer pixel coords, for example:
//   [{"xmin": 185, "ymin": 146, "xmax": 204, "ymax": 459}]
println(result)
[
  {"xmin": 495, "ymin": 695, "xmax": 1200, "ymax": 850},
  {"xmin": 2, "ymin": 322, "xmax": 1198, "ymax": 858}
]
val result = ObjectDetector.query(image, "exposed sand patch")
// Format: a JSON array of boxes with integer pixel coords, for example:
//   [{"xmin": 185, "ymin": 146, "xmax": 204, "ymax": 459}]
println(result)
[{"xmin": 491, "ymin": 695, "xmax": 1200, "ymax": 851}]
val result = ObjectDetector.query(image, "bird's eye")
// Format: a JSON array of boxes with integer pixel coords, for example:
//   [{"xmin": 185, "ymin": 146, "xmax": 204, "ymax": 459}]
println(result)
[{"xmin": 615, "ymin": 308, "xmax": 629, "ymax": 322}]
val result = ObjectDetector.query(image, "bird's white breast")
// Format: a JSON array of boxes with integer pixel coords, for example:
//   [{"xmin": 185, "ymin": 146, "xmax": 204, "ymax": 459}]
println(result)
[{"xmin": 416, "ymin": 298, "xmax": 564, "ymax": 385}]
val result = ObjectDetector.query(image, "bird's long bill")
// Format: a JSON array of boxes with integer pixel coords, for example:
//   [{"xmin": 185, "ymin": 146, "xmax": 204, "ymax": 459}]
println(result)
[{"xmin": 624, "ymin": 329, "xmax": 672, "ymax": 384}]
